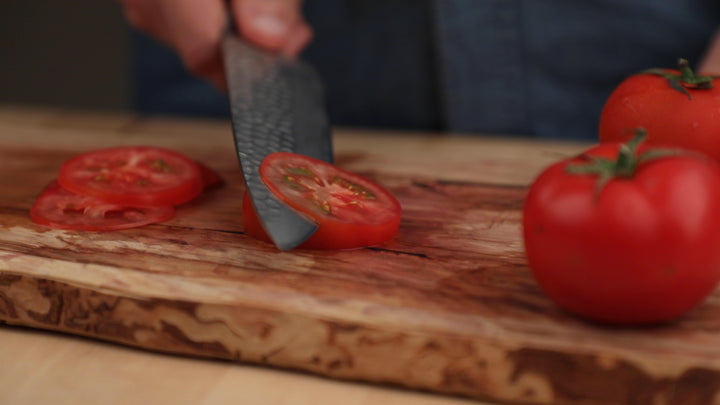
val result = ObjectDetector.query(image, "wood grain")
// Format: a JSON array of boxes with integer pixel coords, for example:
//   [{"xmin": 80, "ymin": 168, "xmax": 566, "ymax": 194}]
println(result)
[
  {"xmin": 0, "ymin": 326, "xmax": 485, "ymax": 405},
  {"xmin": 2, "ymin": 106, "xmax": 720, "ymax": 405}
]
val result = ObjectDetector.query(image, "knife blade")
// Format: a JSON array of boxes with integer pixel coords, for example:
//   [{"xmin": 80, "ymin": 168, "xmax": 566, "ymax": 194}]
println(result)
[{"xmin": 222, "ymin": 33, "xmax": 334, "ymax": 251}]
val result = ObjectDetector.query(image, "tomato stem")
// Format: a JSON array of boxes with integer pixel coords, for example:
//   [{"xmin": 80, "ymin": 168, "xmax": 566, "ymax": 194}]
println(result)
[
  {"xmin": 614, "ymin": 132, "xmax": 652, "ymax": 178},
  {"xmin": 642, "ymin": 58, "xmax": 717, "ymax": 99},
  {"xmin": 566, "ymin": 128, "xmax": 679, "ymax": 195}
]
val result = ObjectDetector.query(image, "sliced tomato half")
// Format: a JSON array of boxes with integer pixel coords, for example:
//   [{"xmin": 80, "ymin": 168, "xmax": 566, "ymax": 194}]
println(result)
[
  {"xmin": 57, "ymin": 146, "xmax": 203, "ymax": 207},
  {"xmin": 243, "ymin": 152, "xmax": 402, "ymax": 250},
  {"xmin": 30, "ymin": 181, "xmax": 174, "ymax": 231}
]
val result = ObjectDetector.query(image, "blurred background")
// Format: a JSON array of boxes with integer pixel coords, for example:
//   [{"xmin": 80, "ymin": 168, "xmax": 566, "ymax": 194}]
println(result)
[
  {"xmin": 4, "ymin": 1, "xmax": 718, "ymax": 139},
  {"xmin": 0, "ymin": 1, "xmax": 131, "ymax": 112}
]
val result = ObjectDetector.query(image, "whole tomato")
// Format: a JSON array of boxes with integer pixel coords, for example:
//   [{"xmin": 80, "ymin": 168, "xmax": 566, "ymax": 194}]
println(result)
[
  {"xmin": 522, "ymin": 134, "xmax": 720, "ymax": 324},
  {"xmin": 599, "ymin": 59, "xmax": 720, "ymax": 161}
]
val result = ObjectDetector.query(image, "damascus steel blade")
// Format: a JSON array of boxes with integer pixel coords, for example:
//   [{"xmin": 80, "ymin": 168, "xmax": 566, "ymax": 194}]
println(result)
[{"xmin": 222, "ymin": 35, "xmax": 333, "ymax": 250}]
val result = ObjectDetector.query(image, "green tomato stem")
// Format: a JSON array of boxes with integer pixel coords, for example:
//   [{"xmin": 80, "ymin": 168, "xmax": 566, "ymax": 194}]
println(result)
[
  {"xmin": 565, "ymin": 128, "xmax": 679, "ymax": 196},
  {"xmin": 642, "ymin": 58, "xmax": 717, "ymax": 99}
]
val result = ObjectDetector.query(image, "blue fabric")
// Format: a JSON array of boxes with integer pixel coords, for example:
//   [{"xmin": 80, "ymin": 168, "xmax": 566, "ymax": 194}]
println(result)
[
  {"xmin": 130, "ymin": 0, "xmax": 720, "ymax": 140},
  {"xmin": 131, "ymin": 31, "xmax": 229, "ymax": 117},
  {"xmin": 433, "ymin": 0, "xmax": 719, "ymax": 139},
  {"xmin": 434, "ymin": 0, "xmax": 530, "ymax": 134},
  {"xmin": 301, "ymin": 0, "xmax": 440, "ymax": 130}
]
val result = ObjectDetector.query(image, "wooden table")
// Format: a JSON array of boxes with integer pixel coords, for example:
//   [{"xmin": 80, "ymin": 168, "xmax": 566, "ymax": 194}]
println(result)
[
  {"xmin": 0, "ymin": 325, "xmax": 480, "ymax": 405},
  {"xmin": 3, "ymin": 106, "xmax": 720, "ymax": 405}
]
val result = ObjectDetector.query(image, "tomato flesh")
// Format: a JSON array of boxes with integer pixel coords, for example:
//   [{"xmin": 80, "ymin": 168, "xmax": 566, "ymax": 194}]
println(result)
[
  {"xmin": 244, "ymin": 152, "xmax": 402, "ymax": 250},
  {"xmin": 58, "ymin": 146, "xmax": 203, "ymax": 207},
  {"xmin": 30, "ymin": 181, "xmax": 174, "ymax": 231},
  {"xmin": 522, "ymin": 142, "xmax": 720, "ymax": 324}
]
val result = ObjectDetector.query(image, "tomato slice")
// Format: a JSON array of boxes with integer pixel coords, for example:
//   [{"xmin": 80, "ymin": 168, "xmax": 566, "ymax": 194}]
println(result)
[
  {"xmin": 57, "ymin": 146, "xmax": 203, "ymax": 207},
  {"xmin": 197, "ymin": 162, "xmax": 224, "ymax": 190},
  {"xmin": 30, "ymin": 181, "xmax": 174, "ymax": 231},
  {"xmin": 244, "ymin": 152, "xmax": 402, "ymax": 250}
]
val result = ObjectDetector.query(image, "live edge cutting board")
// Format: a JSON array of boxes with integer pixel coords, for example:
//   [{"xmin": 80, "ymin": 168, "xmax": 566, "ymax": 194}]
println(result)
[{"xmin": 2, "ymin": 106, "xmax": 720, "ymax": 405}]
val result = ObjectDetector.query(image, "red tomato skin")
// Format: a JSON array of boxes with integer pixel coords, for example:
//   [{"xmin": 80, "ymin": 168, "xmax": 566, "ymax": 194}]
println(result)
[
  {"xmin": 58, "ymin": 146, "xmax": 204, "ymax": 207},
  {"xmin": 242, "ymin": 192, "xmax": 401, "ymax": 250},
  {"xmin": 197, "ymin": 162, "xmax": 224, "ymax": 190},
  {"xmin": 523, "ymin": 143, "xmax": 720, "ymax": 324},
  {"xmin": 599, "ymin": 71, "xmax": 720, "ymax": 161}
]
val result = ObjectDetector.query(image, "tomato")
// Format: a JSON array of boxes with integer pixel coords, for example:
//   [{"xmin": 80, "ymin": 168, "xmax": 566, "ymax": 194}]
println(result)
[
  {"xmin": 30, "ymin": 181, "xmax": 174, "ymax": 231},
  {"xmin": 243, "ymin": 152, "xmax": 402, "ymax": 250},
  {"xmin": 599, "ymin": 58, "xmax": 720, "ymax": 161},
  {"xmin": 522, "ymin": 134, "xmax": 720, "ymax": 324},
  {"xmin": 58, "ymin": 146, "xmax": 203, "ymax": 207},
  {"xmin": 197, "ymin": 162, "xmax": 224, "ymax": 190}
]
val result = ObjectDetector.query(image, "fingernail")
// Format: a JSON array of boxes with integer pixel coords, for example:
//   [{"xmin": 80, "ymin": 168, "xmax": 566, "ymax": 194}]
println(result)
[{"xmin": 251, "ymin": 14, "xmax": 289, "ymax": 38}]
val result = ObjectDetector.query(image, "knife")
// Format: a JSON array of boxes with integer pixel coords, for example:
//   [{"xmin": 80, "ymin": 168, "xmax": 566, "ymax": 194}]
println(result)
[{"xmin": 222, "ymin": 27, "xmax": 334, "ymax": 250}]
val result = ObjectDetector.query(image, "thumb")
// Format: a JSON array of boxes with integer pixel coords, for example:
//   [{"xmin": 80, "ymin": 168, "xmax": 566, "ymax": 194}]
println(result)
[
  {"xmin": 232, "ymin": 0, "xmax": 312, "ymax": 56},
  {"xmin": 699, "ymin": 28, "xmax": 720, "ymax": 75}
]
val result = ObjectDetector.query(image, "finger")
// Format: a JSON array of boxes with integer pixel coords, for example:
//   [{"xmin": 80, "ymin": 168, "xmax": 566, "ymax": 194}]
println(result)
[
  {"xmin": 699, "ymin": 28, "xmax": 720, "ymax": 75},
  {"xmin": 207, "ymin": 68, "xmax": 228, "ymax": 92},
  {"xmin": 233, "ymin": 0, "xmax": 308, "ymax": 52},
  {"xmin": 281, "ymin": 22, "xmax": 313, "ymax": 58},
  {"xmin": 119, "ymin": 0, "xmax": 173, "ymax": 44},
  {"xmin": 188, "ymin": 47, "xmax": 227, "ymax": 92},
  {"xmin": 120, "ymin": 0, "xmax": 228, "ymax": 88},
  {"xmin": 168, "ymin": 0, "xmax": 227, "ymax": 78}
]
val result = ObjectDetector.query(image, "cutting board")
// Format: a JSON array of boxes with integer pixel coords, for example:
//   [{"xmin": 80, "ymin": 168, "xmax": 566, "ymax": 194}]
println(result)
[{"xmin": 2, "ymin": 106, "xmax": 720, "ymax": 405}]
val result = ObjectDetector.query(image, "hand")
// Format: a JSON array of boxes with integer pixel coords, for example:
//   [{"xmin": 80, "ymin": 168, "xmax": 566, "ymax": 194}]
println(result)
[
  {"xmin": 699, "ymin": 28, "xmax": 720, "ymax": 74},
  {"xmin": 119, "ymin": 0, "xmax": 313, "ymax": 90}
]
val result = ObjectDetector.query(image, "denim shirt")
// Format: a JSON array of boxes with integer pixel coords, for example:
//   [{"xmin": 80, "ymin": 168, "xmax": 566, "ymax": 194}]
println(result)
[{"xmin": 132, "ymin": 0, "xmax": 720, "ymax": 140}]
